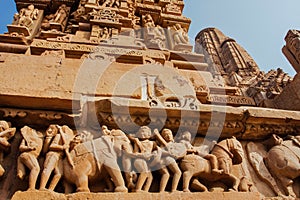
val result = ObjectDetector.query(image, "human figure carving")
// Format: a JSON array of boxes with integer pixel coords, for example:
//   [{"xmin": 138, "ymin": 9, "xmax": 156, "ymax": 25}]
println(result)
[
  {"xmin": 143, "ymin": 14, "xmax": 165, "ymax": 40},
  {"xmin": 0, "ymin": 121, "xmax": 16, "ymax": 177},
  {"xmin": 153, "ymin": 128, "xmax": 183, "ymax": 192},
  {"xmin": 17, "ymin": 126, "xmax": 43, "ymax": 190},
  {"xmin": 178, "ymin": 131, "xmax": 223, "ymax": 175},
  {"xmin": 16, "ymin": 4, "xmax": 39, "ymax": 28},
  {"xmin": 123, "ymin": 126, "xmax": 156, "ymax": 192},
  {"xmin": 39, "ymin": 125, "xmax": 75, "ymax": 191},
  {"xmin": 172, "ymin": 23, "xmax": 189, "ymax": 45},
  {"xmin": 52, "ymin": 4, "xmax": 69, "ymax": 25},
  {"xmin": 180, "ymin": 137, "xmax": 244, "ymax": 192}
]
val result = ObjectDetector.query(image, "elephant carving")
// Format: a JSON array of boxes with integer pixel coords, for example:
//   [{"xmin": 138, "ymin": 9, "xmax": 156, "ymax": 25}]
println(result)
[
  {"xmin": 63, "ymin": 134, "xmax": 129, "ymax": 193},
  {"xmin": 180, "ymin": 137, "xmax": 244, "ymax": 192},
  {"xmin": 264, "ymin": 135, "xmax": 300, "ymax": 198}
]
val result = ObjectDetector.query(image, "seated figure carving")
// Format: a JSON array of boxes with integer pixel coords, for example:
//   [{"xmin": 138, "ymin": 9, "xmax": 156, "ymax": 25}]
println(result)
[
  {"xmin": 15, "ymin": 4, "xmax": 39, "ymax": 28},
  {"xmin": 178, "ymin": 131, "xmax": 223, "ymax": 176},
  {"xmin": 180, "ymin": 137, "xmax": 244, "ymax": 192}
]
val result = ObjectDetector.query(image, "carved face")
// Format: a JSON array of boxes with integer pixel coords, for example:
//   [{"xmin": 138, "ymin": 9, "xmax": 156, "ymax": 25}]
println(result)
[
  {"xmin": 46, "ymin": 125, "xmax": 58, "ymax": 137},
  {"xmin": 162, "ymin": 129, "xmax": 173, "ymax": 142},
  {"xmin": 0, "ymin": 121, "xmax": 9, "ymax": 132},
  {"xmin": 137, "ymin": 126, "xmax": 151, "ymax": 139},
  {"xmin": 28, "ymin": 4, "xmax": 35, "ymax": 11},
  {"xmin": 181, "ymin": 131, "xmax": 191, "ymax": 142}
]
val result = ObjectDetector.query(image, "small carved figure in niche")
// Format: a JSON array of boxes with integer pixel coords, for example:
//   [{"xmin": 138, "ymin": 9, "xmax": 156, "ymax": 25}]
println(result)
[
  {"xmin": 71, "ymin": 6, "xmax": 88, "ymax": 22},
  {"xmin": 123, "ymin": 126, "xmax": 156, "ymax": 192},
  {"xmin": 143, "ymin": 14, "xmax": 155, "ymax": 29},
  {"xmin": 143, "ymin": 14, "xmax": 166, "ymax": 49},
  {"xmin": 0, "ymin": 121, "xmax": 16, "ymax": 177},
  {"xmin": 99, "ymin": 27, "xmax": 110, "ymax": 41},
  {"xmin": 153, "ymin": 128, "xmax": 183, "ymax": 192},
  {"xmin": 17, "ymin": 126, "xmax": 43, "ymax": 190},
  {"xmin": 172, "ymin": 23, "xmax": 189, "ymax": 45},
  {"xmin": 16, "ymin": 4, "xmax": 39, "ymax": 28},
  {"xmin": 52, "ymin": 4, "xmax": 69, "ymax": 25},
  {"xmin": 178, "ymin": 131, "xmax": 223, "ymax": 175},
  {"xmin": 39, "ymin": 125, "xmax": 75, "ymax": 191}
]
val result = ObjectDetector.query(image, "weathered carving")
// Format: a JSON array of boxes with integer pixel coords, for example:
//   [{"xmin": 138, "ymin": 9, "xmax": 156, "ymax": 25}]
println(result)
[
  {"xmin": 15, "ymin": 4, "xmax": 39, "ymax": 28},
  {"xmin": 40, "ymin": 125, "xmax": 75, "ymax": 191},
  {"xmin": 143, "ymin": 14, "xmax": 166, "ymax": 49},
  {"xmin": 153, "ymin": 128, "xmax": 184, "ymax": 192},
  {"xmin": 17, "ymin": 126, "xmax": 43, "ymax": 190},
  {"xmin": 180, "ymin": 137, "xmax": 244, "ymax": 192},
  {"xmin": 0, "ymin": 121, "xmax": 16, "ymax": 177},
  {"xmin": 63, "ymin": 129, "xmax": 128, "ymax": 193},
  {"xmin": 124, "ymin": 126, "xmax": 156, "ymax": 192},
  {"xmin": 264, "ymin": 135, "xmax": 300, "ymax": 198},
  {"xmin": 42, "ymin": 4, "xmax": 70, "ymax": 31}
]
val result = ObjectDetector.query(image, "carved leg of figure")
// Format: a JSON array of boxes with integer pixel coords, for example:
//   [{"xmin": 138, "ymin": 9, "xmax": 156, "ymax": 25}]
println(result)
[
  {"xmin": 48, "ymin": 160, "xmax": 63, "ymax": 191},
  {"xmin": 104, "ymin": 166, "xmax": 127, "ymax": 193},
  {"xmin": 190, "ymin": 178, "xmax": 208, "ymax": 192},
  {"xmin": 168, "ymin": 162, "xmax": 182, "ymax": 192},
  {"xmin": 0, "ymin": 164, "xmax": 4, "ymax": 177},
  {"xmin": 182, "ymin": 171, "xmax": 193, "ymax": 192},
  {"xmin": 204, "ymin": 154, "xmax": 223, "ymax": 175},
  {"xmin": 17, "ymin": 157, "xmax": 26, "ymax": 180},
  {"xmin": 122, "ymin": 155, "xmax": 135, "ymax": 190},
  {"xmin": 143, "ymin": 172, "xmax": 153, "ymax": 192},
  {"xmin": 159, "ymin": 167, "xmax": 170, "ymax": 192},
  {"xmin": 40, "ymin": 155, "xmax": 58, "ymax": 190},
  {"xmin": 135, "ymin": 172, "xmax": 148, "ymax": 192},
  {"xmin": 23, "ymin": 155, "xmax": 40, "ymax": 190},
  {"xmin": 134, "ymin": 159, "xmax": 148, "ymax": 192}
]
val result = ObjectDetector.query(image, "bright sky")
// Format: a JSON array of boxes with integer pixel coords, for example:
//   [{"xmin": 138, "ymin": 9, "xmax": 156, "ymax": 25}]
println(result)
[{"xmin": 0, "ymin": 0, "xmax": 299, "ymax": 76}]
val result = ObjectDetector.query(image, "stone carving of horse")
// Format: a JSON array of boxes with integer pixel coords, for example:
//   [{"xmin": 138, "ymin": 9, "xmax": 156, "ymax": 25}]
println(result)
[
  {"xmin": 264, "ymin": 138, "xmax": 300, "ymax": 198},
  {"xmin": 180, "ymin": 137, "xmax": 244, "ymax": 192}
]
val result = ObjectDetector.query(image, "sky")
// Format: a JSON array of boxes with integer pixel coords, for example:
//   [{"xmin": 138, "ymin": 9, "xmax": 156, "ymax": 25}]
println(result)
[{"xmin": 0, "ymin": 0, "xmax": 299, "ymax": 76}]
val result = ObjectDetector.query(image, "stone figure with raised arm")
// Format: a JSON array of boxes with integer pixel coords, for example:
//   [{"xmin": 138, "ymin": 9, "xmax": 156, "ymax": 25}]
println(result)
[
  {"xmin": 153, "ymin": 128, "xmax": 184, "ymax": 192},
  {"xmin": 178, "ymin": 131, "xmax": 223, "ymax": 175},
  {"xmin": 172, "ymin": 23, "xmax": 189, "ymax": 45},
  {"xmin": 0, "ymin": 121, "xmax": 16, "ymax": 177},
  {"xmin": 123, "ymin": 126, "xmax": 157, "ymax": 192},
  {"xmin": 17, "ymin": 126, "xmax": 43, "ymax": 190},
  {"xmin": 52, "ymin": 4, "xmax": 69, "ymax": 25},
  {"xmin": 39, "ymin": 125, "xmax": 75, "ymax": 191}
]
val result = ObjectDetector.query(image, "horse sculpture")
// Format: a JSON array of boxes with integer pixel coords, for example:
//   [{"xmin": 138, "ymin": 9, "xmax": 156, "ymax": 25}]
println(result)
[
  {"xmin": 264, "ymin": 136, "xmax": 300, "ymax": 198},
  {"xmin": 180, "ymin": 137, "xmax": 244, "ymax": 192},
  {"xmin": 63, "ymin": 130, "xmax": 131, "ymax": 193}
]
